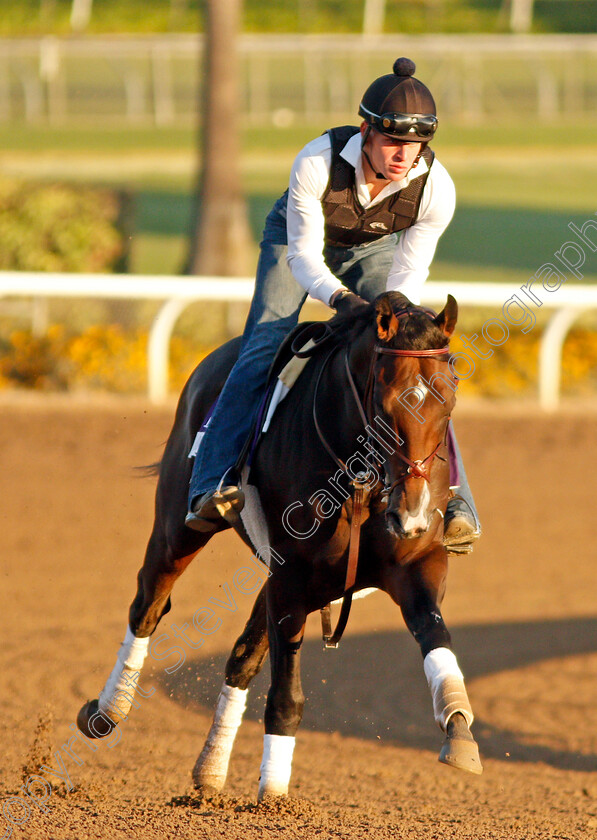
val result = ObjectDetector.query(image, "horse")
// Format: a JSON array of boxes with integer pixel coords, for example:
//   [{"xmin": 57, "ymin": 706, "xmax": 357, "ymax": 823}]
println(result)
[{"xmin": 76, "ymin": 290, "xmax": 482, "ymax": 801}]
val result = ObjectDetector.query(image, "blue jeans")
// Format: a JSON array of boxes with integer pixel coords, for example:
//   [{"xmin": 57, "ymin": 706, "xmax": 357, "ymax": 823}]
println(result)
[
  {"xmin": 188, "ymin": 192, "xmax": 479, "ymax": 530},
  {"xmin": 449, "ymin": 423, "xmax": 481, "ymax": 529}
]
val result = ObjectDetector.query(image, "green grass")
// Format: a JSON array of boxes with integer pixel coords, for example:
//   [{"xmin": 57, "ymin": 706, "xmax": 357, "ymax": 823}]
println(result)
[
  {"xmin": 3, "ymin": 119, "xmax": 597, "ymax": 158},
  {"xmin": 0, "ymin": 125, "xmax": 198, "ymax": 154}
]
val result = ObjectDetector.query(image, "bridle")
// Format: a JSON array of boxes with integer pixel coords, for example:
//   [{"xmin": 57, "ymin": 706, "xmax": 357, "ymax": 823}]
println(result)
[
  {"xmin": 373, "ymin": 345, "xmax": 451, "ymax": 491},
  {"xmin": 310, "ymin": 311, "xmax": 454, "ymax": 647},
  {"xmin": 312, "ymin": 322, "xmax": 453, "ymax": 489}
]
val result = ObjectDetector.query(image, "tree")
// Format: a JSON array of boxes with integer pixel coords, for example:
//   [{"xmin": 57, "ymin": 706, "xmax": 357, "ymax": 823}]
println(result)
[{"xmin": 185, "ymin": 0, "xmax": 253, "ymax": 276}]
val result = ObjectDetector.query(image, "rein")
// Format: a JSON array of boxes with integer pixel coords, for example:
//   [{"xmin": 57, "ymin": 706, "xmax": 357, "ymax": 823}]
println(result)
[{"xmin": 314, "ymin": 335, "xmax": 451, "ymax": 648}]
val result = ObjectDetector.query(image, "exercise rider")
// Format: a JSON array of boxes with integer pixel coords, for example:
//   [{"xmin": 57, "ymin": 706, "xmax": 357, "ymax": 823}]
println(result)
[{"xmin": 186, "ymin": 57, "xmax": 481, "ymax": 553}]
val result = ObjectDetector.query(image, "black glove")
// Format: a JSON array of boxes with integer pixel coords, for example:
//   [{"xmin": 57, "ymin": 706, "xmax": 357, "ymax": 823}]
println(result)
[{"xmin": 331, "ymin": 289, "xmax": 369, "ymax": 317}]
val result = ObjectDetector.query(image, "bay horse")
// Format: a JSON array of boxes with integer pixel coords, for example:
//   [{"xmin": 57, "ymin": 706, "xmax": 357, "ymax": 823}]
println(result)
[{"xmin": 77, "ymin": 291, "xmax": 482, "ymax": 800}]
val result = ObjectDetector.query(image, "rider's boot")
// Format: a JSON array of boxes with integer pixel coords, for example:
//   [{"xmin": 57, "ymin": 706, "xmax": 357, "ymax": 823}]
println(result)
[
  {"xmin": 185, "ymin": 484, "xmax": 245, "ymax": 533},
  {"xmin": 444, "ymin": 494, "xmax": 481, "ymax": 555}
]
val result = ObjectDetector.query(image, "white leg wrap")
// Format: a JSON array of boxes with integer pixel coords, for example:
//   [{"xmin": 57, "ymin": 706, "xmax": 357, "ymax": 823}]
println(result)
[
  {"xmin": 258, "ymin": 734, "xmax": 295, "ymax": 799},
  {"xmin": 98, "ymin": 627, "xmax": 149, "ymax": 723},
  {"xmin": 192, "ymin": 683, "xmax": 248, "ymax": 791},
  {"xmin": 424, "ymin": 647, "xmax": 474, "ymax": 731}
]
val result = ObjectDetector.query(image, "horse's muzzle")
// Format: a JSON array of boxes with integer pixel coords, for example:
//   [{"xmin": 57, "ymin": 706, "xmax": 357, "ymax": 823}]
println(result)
[{"xmin": 385, "ymin": 507, "xmax": 432, "ymax": 540}]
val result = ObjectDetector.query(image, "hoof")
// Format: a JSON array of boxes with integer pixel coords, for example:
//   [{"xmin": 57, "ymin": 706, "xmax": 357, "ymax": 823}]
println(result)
[
  {"xmin": 194, "ymin": 782, "xmax": 223, "ymax": 796},
  {"xmin": 76, "ymin": 699, "xmax": 117, "ymax": 739},
  {"xmin": 192, "ymin": 764, "xmax": 226, "ymax": 794},
  {"xmin": 438, "ymin": 713, "xmax": 483, "ymax": 776}
]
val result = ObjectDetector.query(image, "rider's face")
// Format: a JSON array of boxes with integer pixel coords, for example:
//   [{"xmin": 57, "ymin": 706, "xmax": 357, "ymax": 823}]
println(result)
[{"xmin": 360, "ymin": 125, "xmax": 422, "ymax": 182}]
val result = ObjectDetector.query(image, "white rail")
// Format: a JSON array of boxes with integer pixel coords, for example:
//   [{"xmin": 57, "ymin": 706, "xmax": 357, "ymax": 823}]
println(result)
[{"xmin": 0, "ymin": 271, "xmax": 595, "ymax": 409}]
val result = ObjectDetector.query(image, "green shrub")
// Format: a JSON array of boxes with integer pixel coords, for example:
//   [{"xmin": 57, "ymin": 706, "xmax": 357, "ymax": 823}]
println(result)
[
  {"xmin": 0, "ymin": 177, "xmax": 129, "ymax": 272},
  {"xmin": 1, "ymin": 0, "xmax": 596, "ymax": 36}
]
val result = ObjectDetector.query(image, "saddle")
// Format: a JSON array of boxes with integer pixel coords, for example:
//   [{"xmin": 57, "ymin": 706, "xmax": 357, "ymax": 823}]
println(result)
[{"xmin": 188, "ymin": 320, "xmax": 331, "ymax": 463}]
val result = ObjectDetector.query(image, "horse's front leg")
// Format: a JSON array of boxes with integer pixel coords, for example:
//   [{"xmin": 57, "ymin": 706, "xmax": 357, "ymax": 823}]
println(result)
[
  {"xmin": 193, "ymin": 585, "xmax": 269, "ymax": 792},
  {"xmin": 258, "ymin": 582, "xmax": 307, "ymax": 800},
  {"xmin": 385, "ymin": 549, "xmax": 483, "ymax": 775}
]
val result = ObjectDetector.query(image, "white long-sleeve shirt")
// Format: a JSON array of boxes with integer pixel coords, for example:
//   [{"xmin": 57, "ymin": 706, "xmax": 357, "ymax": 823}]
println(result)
[{"xmin": 286, "ymin": 131, "xmax": 456, "ymax": 306}]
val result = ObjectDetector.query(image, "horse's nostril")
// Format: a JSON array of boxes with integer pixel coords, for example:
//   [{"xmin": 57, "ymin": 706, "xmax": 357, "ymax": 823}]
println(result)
[{"xmin": 386, "ymin": 509, "xmax": 404, "ymax": 536}]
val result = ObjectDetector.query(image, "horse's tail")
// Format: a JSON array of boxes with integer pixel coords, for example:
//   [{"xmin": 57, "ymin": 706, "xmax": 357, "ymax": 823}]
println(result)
[{"xmin": 135, "ymin": 462, "xmax": 161, "ymax": 478}]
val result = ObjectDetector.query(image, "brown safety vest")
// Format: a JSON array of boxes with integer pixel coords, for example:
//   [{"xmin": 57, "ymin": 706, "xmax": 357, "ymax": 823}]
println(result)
[{"xmin": 321, "ymin": 125, "xmax": 434, "ymax": 248}]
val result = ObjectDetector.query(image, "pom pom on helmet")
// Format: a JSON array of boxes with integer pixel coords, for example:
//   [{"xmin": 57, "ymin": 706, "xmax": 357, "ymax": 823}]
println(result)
[{"xmin": 392, "ymin": 57, "xmax": 416, "ymax": 77}]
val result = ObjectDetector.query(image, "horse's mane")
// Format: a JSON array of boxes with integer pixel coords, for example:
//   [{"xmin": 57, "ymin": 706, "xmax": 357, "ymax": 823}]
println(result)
[{"xmin": 328, "ymin": 291, "xmax": 449, "ymax": 352}]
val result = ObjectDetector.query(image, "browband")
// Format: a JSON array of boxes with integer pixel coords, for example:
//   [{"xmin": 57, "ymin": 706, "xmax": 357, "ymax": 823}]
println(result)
[
  {"xmin": 375, "ymin": 305, "xmax": 450, "ymax": 358},
  {"xmin": 375, "ymin": 346, "xmax": 450, "ymax": 357}
]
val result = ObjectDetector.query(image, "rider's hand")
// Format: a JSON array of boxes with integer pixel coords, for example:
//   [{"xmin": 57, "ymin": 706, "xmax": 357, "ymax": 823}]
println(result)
[{"xmin": 330, "ymin": 288, "xmax": 369, "ymax": 317}]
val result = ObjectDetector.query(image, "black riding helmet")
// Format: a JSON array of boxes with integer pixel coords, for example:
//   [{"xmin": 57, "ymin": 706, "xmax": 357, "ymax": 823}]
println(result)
[{"xmin": 359, "ymin": 57, "xmax": 438, "ymax": 143}]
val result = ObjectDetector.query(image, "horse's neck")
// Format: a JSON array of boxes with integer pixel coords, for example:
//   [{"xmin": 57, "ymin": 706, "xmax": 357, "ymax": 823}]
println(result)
[
  {"xmin": 345, "ymin": 328, "xmax": 376, "ymax": 399},
  {"xmin": 321, "ymin": 331, "xmax": 376, "ymax": 452}
]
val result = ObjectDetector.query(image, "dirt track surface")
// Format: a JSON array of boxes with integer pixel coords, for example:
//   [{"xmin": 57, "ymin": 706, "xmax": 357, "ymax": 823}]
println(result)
[{"xmin": 1, "ymin": 400, "xmax": 597, "ymax": 840}]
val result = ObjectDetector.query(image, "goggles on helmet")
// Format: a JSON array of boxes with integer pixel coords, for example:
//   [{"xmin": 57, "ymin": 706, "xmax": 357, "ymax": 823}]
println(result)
[{"xmin": 359, "ymin": 104, "xmax": 438, "ymax": 140}]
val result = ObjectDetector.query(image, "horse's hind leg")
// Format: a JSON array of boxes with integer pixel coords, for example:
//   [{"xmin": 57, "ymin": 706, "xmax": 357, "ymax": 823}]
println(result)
[
  {"xmin": 193, "ymin": 586, "xmax": 269, "ymax": 792},
  {"xmin": 385, "ymin": 550, "xmax": 483, "ymax": 775},
  {"xmin": 76, "ymin": 341, "xmax": 243, "ymax": 742},
  {"xmin": 77, "ymin": 516, "xmax": 209, "ymax": 740}
]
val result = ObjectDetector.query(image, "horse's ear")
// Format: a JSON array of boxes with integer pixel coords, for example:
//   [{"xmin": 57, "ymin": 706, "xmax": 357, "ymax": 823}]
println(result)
[
  {"xmin": 435, "ymin": 294, "xmax": 458, "ymax": 337},
  {"xmin": 375, "ymin": 296, "xmax": 399, "ymax": 342}
]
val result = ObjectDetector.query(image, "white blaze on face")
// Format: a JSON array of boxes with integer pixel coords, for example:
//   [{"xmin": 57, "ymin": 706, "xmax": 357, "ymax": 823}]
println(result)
[
  {"xmin": 414, "ymin": 382, "xmax": 429, "ymax": 401},
  {"xmin": 400, "ymin": 478, "xmax": 431, "ymax": 534}
]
